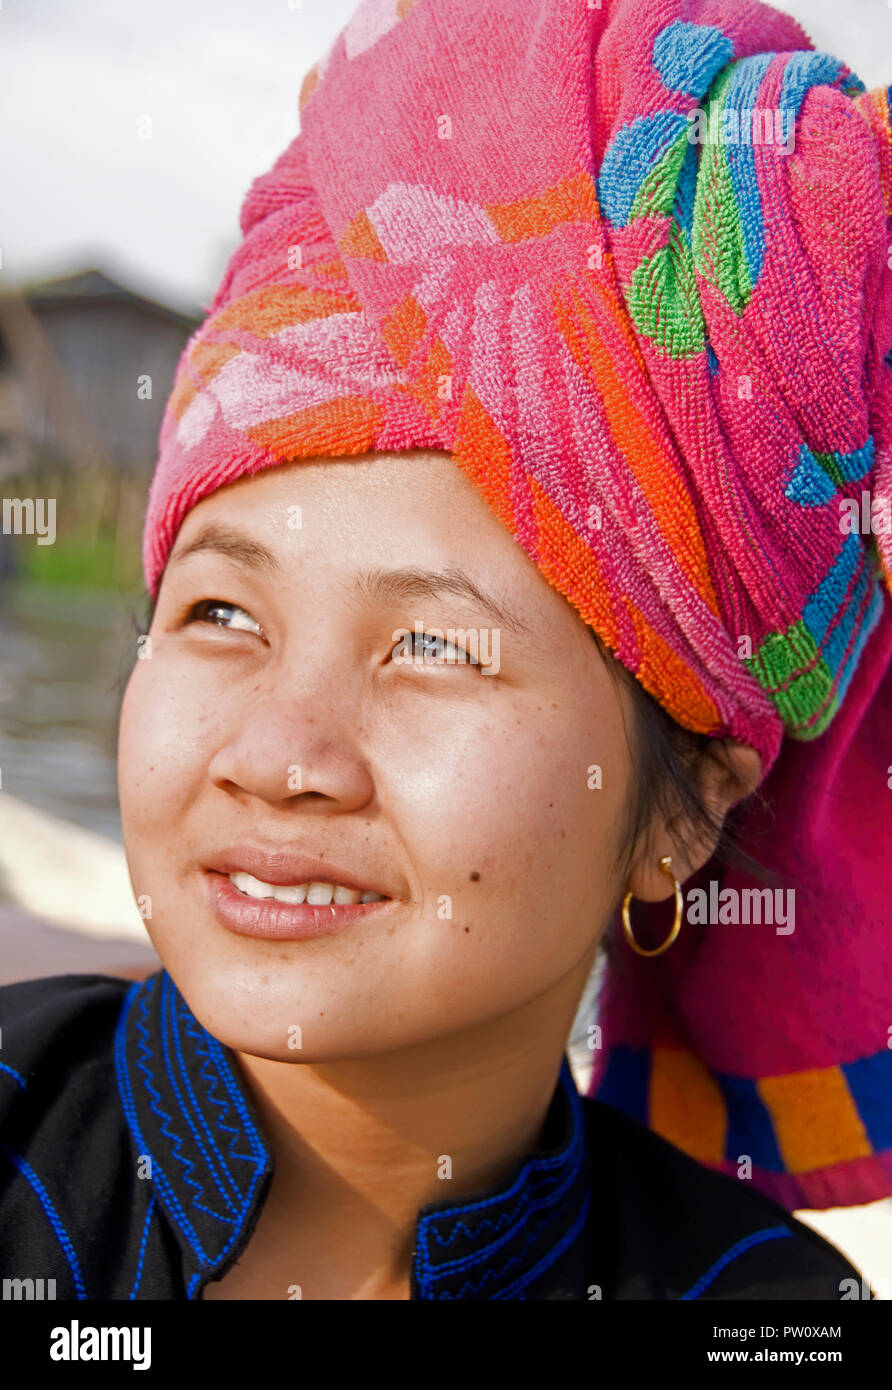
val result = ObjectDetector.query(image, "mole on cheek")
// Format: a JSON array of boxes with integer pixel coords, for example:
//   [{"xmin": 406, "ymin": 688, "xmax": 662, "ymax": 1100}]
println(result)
[{"xmin": 469, "ymin": 871, "xmax": 480, "ymax": 882}]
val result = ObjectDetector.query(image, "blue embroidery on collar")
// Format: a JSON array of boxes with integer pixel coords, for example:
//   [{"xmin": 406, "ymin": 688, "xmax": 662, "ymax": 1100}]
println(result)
[
  {"xmin": 116, "ymin": 971, "xmax": 590, "ymax": 1299},
  {"xmin": 412, "ymin": 1057, "xmax": 590, "ymax": 1299},
  {"xmin": 115, "ymin": 971, "xmax": 271, "ymax": 1278}
]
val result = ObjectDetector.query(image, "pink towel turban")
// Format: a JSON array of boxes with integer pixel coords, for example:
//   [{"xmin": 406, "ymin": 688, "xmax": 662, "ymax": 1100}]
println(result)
[{"xmin": 142, "ymin": 0, "xmax": 892, "ymax": 1208}]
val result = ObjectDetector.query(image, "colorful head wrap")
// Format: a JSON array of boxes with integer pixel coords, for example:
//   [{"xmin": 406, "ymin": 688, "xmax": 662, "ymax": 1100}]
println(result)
[{"xmin": 142, "ymin": 0, "xmax": 892, "ymax": 1208}]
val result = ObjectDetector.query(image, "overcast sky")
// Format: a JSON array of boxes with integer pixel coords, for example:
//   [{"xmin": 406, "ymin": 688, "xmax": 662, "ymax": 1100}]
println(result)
[{"xmin": 2, "ymin": 0, "xmax": 890, "ymax": 314}]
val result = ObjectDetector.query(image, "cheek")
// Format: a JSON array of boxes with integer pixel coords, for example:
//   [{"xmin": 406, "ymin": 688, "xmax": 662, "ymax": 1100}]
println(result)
[
  {"xmin": 379, "ymin": 698, "xmax": 625, "ymax": 935},
  {"xmin": 117, "ymin": 654, "xmax": 217, "ymax": 832}
]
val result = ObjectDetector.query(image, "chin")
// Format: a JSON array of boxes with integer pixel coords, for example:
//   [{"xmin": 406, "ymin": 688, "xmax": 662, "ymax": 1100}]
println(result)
[{"xmin": 156, "ymin": 958, "xmax": 379, "ymax": 1064}]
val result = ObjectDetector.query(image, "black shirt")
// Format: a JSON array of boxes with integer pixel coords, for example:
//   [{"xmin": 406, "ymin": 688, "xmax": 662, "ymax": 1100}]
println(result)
[{"xmin": 0, "ymin": 970, "xmax": 869, "ymax": 1300}]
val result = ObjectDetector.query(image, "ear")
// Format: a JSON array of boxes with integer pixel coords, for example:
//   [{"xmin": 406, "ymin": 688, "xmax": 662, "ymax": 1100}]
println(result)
[{"xmin": 625, "ymin": 740, "xmax": 762, "ymax": 903}]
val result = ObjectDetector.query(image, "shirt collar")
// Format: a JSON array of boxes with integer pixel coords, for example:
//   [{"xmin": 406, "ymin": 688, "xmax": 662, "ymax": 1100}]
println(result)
[{"xmin": 115, "ymin": 969, "xmax": 589, "ymax": 1299}]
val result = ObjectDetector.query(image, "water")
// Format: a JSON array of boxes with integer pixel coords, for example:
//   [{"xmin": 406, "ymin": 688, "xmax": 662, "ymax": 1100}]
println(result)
[{"xmin": 0, "ymin": 579, "xmax": 146, "ymax": 843}]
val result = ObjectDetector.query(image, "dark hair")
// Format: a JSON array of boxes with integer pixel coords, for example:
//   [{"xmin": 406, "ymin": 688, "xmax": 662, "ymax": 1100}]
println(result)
[
  {"xmin": 559, "ymin": 628, "xmax": 783, "ymax": 1061},
  {"xmin": 590, "ymin": 627, "xmax": 777, "ymax": 911}
]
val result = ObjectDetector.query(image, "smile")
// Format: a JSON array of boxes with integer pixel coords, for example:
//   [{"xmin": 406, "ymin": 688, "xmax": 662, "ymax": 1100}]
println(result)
[
  {"xmin": 228, "ymin": 871, "xmax": 387, "ymax": 906},
  {"xmin": 203, "ymin": 869, "xmax": 395, "ymax": 941}
]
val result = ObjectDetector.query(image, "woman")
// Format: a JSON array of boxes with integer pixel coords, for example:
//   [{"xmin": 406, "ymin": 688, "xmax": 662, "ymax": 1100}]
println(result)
[{"xmin": 0, "ymin": 0, "xmax": 889, "ymax": 1300}]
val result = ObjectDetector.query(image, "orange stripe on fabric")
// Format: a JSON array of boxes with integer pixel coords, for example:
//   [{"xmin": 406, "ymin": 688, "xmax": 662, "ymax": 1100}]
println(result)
[
  {"xmin": 409, "ymin": 337, "xmax": 454, "ymax": 424},
  {"xmin": 552, "ymin": 274, "xmax": 721, "ymax": 621},
  {"xmin": 244, "ymin": 396, "xmax": 383, "ymax": 462},
  {"xmin": 757, "ymin": 1067, "xmax": 873, "ymax": 1174},
  {"xmin": 380, "ymin": 294, "xmax": 428, "ymax": 369},
  {"xmin": 627, "ymin": 601, "xmax": 721, "ymax": 735},
  {"xmin": 650, "ymin": 1046, "xmax": 727, "ymax": 1164},
  {"xmin": 168, "ymin": 342, "xmax": 242, "ymax": 422},
  {"xmin": 486, "ymin": 170, "xmax": 601, "ymax": 243},
  {"xmin": 307, "ymin": 257, "xmax": 352, "ymax": 282},
  {"xmin": 452, "ymin": 385, "xmax": 516, "ymax": 535},
  {"xmin": 209, "ymin": 285, "xmax": 361, "ymax": 340},
  {"xmin": 527, "ymin": 475, "xmax": 620, "ymax": 650},
  {"xmin": 339, "ymin": 210, "xmax": 389, "ymax": 262}
]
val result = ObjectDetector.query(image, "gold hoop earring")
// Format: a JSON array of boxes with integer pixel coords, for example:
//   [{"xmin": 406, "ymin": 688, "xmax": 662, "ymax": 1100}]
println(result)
[{"xmin": 621, "ymin": 854, "xmax": 683, "ymax": 957}]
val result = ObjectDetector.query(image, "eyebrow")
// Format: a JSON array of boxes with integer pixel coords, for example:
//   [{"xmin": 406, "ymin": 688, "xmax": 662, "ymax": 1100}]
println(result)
[
  {"xmin": 165, "ymin": 524, "xmax": 531, "ymax": 635},
  {"xmin": 355, "ymin": 565, "xmax": 532, "ymax": 635},
  {"xmin": 166, "ymin": 523, "xmax": 280, "ymax": 576}
]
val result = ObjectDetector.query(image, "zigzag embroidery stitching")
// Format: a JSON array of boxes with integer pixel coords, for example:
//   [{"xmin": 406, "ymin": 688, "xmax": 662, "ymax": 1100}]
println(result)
[
  {"xmin": 115, "ymin": 982, "xmax": 210, "ymax": 1262},
  {"xmin": 424, "ymin": 1189, "xmax": 583, "ymax": 1297},
  {"xmin": 133, "ymin": 989, "xmax": 237, "ymax": 1230},
  {"xmin": 425, "ymin": 1163, "xmax": 570, "ymax": 1252},
  {"xmin": 422, "ymin": 1181, "xmax": 578, "ymax": 1277},
  {"xmin": 182, "ymin": 1016, "xmax": 266, "ymax": 1170},
  {"xmin": 160, "ymin": 987, "xmax": 243, "ymax": 1218},
  {"xmin": 422, "ymin": 1081, "xmax": 585, "ymax": 1260}
]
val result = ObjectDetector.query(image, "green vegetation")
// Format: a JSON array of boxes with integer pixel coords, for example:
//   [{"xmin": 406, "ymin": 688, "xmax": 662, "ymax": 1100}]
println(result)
[
  {"xmin": 3, "ymin": 468, "xmax": 147, "ymax": 595},
  {"xmin": 15, "ymin": 527, "xmax": 143, "ymax": 593}
]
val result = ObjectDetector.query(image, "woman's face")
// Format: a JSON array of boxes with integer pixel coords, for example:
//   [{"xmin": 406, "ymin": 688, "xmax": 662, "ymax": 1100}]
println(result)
[{"xmin": 118, "ymin": 451, "xmax": 637, "ymax": 1060}]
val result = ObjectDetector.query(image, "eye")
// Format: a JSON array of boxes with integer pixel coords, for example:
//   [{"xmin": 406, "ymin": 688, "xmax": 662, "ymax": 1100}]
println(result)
[
  {"xmin": 183, "ymin": 598, "xmax": 264, "ymax": 635},
  {"xmin": 391, "ymin": 629, "xmax": 479, "ymax": 665}
]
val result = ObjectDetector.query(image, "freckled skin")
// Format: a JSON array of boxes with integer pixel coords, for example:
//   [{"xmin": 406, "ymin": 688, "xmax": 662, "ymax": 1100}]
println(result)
[
  {"xmin": 115, "ymin": 450, "xmax": 769, "ymax": 1301},
  {"xmin": 118, "ymin": 450, "xmax": 751, "ymax": 1068}
]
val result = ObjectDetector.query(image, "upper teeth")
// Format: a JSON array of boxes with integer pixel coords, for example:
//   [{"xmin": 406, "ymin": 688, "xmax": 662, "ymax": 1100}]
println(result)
[{"xmin": 228, "ymin": 872, "xmax": 385, "ymax": 905}]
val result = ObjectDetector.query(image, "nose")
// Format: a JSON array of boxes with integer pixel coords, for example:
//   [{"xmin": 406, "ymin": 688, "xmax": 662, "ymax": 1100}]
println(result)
[{"xmin": 206, "ymin": 690, "xmax": 376, "ymax": 813}]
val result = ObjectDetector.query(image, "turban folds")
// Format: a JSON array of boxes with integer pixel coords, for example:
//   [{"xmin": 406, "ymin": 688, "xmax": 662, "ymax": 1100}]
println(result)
[{"xmin": 143, "ymin": 0, "xmax": 892, "ymax": 1209}]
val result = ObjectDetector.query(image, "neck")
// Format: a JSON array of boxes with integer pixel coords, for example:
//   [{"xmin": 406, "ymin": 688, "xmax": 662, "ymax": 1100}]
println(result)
[{"xmin": 231, "ymin": 965, "xmax": 590, "ymax": 1299}]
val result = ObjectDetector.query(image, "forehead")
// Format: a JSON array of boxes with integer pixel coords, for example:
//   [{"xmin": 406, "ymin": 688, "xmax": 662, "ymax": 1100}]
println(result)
[
  {"xmin": 157, "ymin": 451, "xmax": 613, "ymax": 680},
  {"xmin": 172, "ymin": 451, "xmax": 469, "ymax": 540},
  {"xmin": 165, "ymin": 451, "xmax": 554, "ymax": 613},
  {"xmin": 151, "ymin": 452, "xmax": 623, "ymax": 721}
]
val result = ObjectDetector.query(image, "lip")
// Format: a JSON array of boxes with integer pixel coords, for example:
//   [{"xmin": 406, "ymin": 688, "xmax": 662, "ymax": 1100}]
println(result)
[
  {"xmin": 202, "ymin": 846, "xmax": 393, "ymax": 897},
  {"xmin": 203, "ymin": 870, "xmax": 396, "ymax": 941}
]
